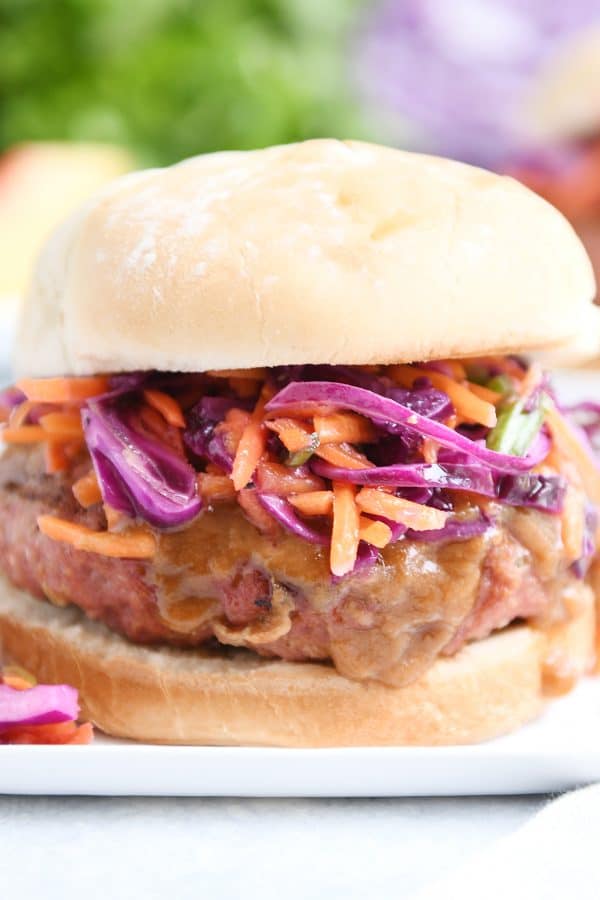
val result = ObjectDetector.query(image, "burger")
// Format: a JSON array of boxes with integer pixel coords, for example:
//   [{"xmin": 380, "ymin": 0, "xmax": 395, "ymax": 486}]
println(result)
[{"xmin": 0, "ymin": 139, "xmax": 598, "ymax": 747}]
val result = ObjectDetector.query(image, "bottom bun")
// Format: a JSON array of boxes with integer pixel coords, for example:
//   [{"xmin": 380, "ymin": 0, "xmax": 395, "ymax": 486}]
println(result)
[{"xmin": 0, "ymin": 576, "xmax": 595, "ymax": 747}]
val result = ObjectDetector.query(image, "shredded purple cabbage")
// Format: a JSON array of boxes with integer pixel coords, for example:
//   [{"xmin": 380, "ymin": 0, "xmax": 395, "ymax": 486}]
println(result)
[
  {"xmin": 265, "ymin": 381, "xmax": 548, "ymax": 472},
  {"xmin": 106, "ymin": 372, "xmax": 148, "ymax": 395},
  {"xmin": 331, "ymin": 542, "xmax": 381, "ymax": 583},
  {"xmin": 362, "ymin": 514, "xmax": 407, "ymax": 543},
  {"xmin": 0, "ymin": 386, "xmax": 25, "ymax": 410},
  {"xmin": 311, "ymin": 458, "xmax": 564, "ymax": 512},
  {"xmin": 356, "ymin": 1, "xmax": 600, "ymax": 167},
  {"xmin": 11, "ymin": 362, "xmax": 597, "ymax": 580},
  {"xmin": 83, "ymin": 398, "xmax": 201, "ymax": 528},
  {"xmin": 572, "ymin": 502, "xmax": 598, "ymax": 579},
  {"xmin": 0, "ymin": 683, "xmax": 79, "ymax": 729},
  {"xmin": 386, "ymin": 384, "xmax": 454, "ymax": 421},
  {"xmin": 312, "ymin": 458, "xmax": 495, "ymax": 492},
  {"xmin": 184, "ymin": 396, "xmax": 242, "ymax": 473},
  {"xmin": 257, "ymin": 494, "xmax": 329, "ymax": 545},
  {"xmin": 495, "ymin": 472, "xmax": 566, "ymax": 511},
  {"xmin": 406, "ymin": 513, "xmax": 493, "ymax": 543}
]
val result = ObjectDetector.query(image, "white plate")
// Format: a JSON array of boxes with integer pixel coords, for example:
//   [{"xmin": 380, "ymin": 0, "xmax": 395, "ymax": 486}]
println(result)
[
  {"xmin": 3, "ymin": 368, "xmax": 600, "ymax": 798},
  {"xmin": 2, "ymin": 678, "xmax": 600, "ymax": 797}
]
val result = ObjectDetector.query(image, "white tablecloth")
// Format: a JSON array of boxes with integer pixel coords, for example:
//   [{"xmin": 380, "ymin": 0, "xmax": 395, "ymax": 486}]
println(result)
[{"xmin": 0, "ymin": 795, "xmax": 543, "ymax": 899}]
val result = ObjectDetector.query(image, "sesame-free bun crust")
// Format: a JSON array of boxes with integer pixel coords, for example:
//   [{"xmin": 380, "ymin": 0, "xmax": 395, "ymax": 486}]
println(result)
[
  {"xmin": 14, "ymin": 140, "xmax": 596, "ymax": 378},
  {"xmin": 0, "ymin": 577, "xmax": 594, "ymax": 746}
]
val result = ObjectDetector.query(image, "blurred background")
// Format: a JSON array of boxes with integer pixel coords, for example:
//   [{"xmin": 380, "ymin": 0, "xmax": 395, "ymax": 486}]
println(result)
[{"xmin": 1, "ymin": 0, "xmax": 600, "ymax": 341}]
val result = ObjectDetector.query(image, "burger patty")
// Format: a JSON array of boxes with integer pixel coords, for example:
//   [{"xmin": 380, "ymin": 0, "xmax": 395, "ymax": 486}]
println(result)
[{"xmin": 0, "ymin": 445, "xmax": 579, "ymax": 686}]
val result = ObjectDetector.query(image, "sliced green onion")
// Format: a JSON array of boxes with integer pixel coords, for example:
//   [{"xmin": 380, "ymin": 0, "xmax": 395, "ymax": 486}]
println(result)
[
  {"xmin": 486, "ymin": 400, "xmax": 525, "ymax": 453},
  {"xmin": 286, "ymin": 432, "xmax": 320, "ymax": 467},
  {"xmin": 486, "ymin": 393, "xmax": 549, "ymax": 457},
  {"xmin": 486, "ymin": 374, "xmax": 514, "ymax": 397},
  {"xmin": 510, "ymin": 403, "xmax": 547, "ymax": 457}
]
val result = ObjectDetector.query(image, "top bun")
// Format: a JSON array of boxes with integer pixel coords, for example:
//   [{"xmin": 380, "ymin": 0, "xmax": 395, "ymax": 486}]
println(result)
[{"xmin": 14, "ymin": 139, "xmax": 596, "ymax": 377}]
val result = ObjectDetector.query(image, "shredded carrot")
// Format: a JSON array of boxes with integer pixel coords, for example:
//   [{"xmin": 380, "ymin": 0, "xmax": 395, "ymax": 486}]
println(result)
[
  {"xmin": 143, "ymin": 389, "xmax": 185, "ymax": 428},
  {"xmin": 2, "ymin": 674, "xmax": 33, "ymax": 691},
  {"xmin": 197, "ymin": 472, "xmax": 237, "ymax": 502},
  {"xmin": 439, "ymin": 360, "xmax": 467, "ymax": 380},
  {"xmin": 231, "ymin": 388, "xmax": 272, "ymax": 491},
  {"xmin": 39, "ymin": 411, "xmax": 84, "ymax": 439},
  {"xmin": 561, "ymin": 485, "xmax": 586, "ymax": 564},
  {"xmin": 356, "ymin": 488, "xmax": 449, "ymax": 530},
  {"xmin": 1, "ymin": 665, "xmax": 36, "ymax": 688},
  {"xmin": 232, "ymin": 418, "xmax": 266, "ymax": 490},
  {"xmin": 64, "ymin": 439, "xmax": 84, "ymax": 460},
  {"xmin": 205, "ymin": 462, "xmax": 228, "ymax": 476},
  {"xmin": 313, "ymin": 412, "xmax": 376, "ymax": 445},
  {"xmin": 8, "ymin": 400, "xmax": 37, "ymax": 428},
  {"xmin": 317, "ymin": 442, "xmax": 374, "ymax": 469},
  {"xmin": 44, "ymin": 441, "xmax": 69, "ymax": 474},
  {"xmin": 104, "ymin": 505, "xmax": 125, "ymax": 530},
  {"xmin": 422, "ymin": 438, "xmax": 438, "ymax": 464},
  {"xmin": 216, "ymin": 408, "xmax": 252, "ymax": 459},
  {"xmin": 72, "ymin": 469, "xmax": 102, "ymax": 508},
  {"xmin": 3, "ymin": 720, "xmax": 93, "ymax": 745},
  {"xmin": 266, "ymin": 418, "xmax": 373, "ymax": 469},
  {"xmin": 37, "ymin": 515, "xmax": 156, "ymax": 559},
  {"xmin": 237, "ymin": 488, "xmax": 280, "ymax": 537},
  {"xmin": 389, "ymin": 365, "xmax": 497, "ymax": 428},
  {"xmin": 255, "ymin": 461, "xmax": 325, "ymax": 496},
  {"xmin": 1, "ymin": 424, "xmax": 46, "ymax": 443},
  {"xmin": 207, "ymin": 368, "xmax": 267, "ymax": 380},
  {"xmin": 135, "ymin": 405, "xmax": 184, "ymax": 455},
  {"xmin": 265, "ymin": 417, "xmax": 315, "ymax": 452},
  {"xmin": 467, "ymin": 382, "xmax": 502, "ymax": 405},
  {"xmin": 358, "ymin": 516, "xmax": 392, "ymax": 549},
  {"xmin": 139, "ymin": 404, "xmax": 170, "ymax": 437},
  {"xmin": 17, "ymin": 376, "xmax": 109, "ymax": 404},
  {"xmin": 330, "ymin": 482, "xmax": 360, "ymax": 577},
  {"xmin": 539, "ymin": 445, "xmax": 565, "ymax": 477},
  {"xmin": 545, "ymin": 405, "xmax": 600, "ymax": 509},
  {"xmin": 66, "ymin": 722, "xmax": 94, "ymax": 745},
  {"xmin": 289, "ymin": 491, "xmax": 334, "ymax": 516}
]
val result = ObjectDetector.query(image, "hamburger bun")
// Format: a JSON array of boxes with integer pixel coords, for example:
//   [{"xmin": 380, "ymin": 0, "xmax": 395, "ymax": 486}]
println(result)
[
  {"xmin": 14, "ymin": 139, "xmax": 596, "ymax": 378},
  {"xmin": 0, "ymin": 576, "xmax": 594, "ymax": 746}
]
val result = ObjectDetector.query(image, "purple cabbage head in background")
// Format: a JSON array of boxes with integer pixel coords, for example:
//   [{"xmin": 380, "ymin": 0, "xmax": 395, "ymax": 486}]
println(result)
[{"xmin": 355, "ymin": 0, "xmax": 600, "ymax": 167}]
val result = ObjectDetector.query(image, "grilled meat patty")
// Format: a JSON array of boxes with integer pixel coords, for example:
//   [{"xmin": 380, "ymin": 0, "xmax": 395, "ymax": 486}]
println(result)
[{"xmin": 0, "ymin": 445, "xmax": 579, "ymax": 686}]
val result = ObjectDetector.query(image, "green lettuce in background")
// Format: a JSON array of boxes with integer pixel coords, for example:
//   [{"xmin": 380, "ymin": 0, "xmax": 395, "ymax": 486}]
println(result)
[{"xmin": 0, "ymin": 0, "xmax": 367, "ymax": 165}]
